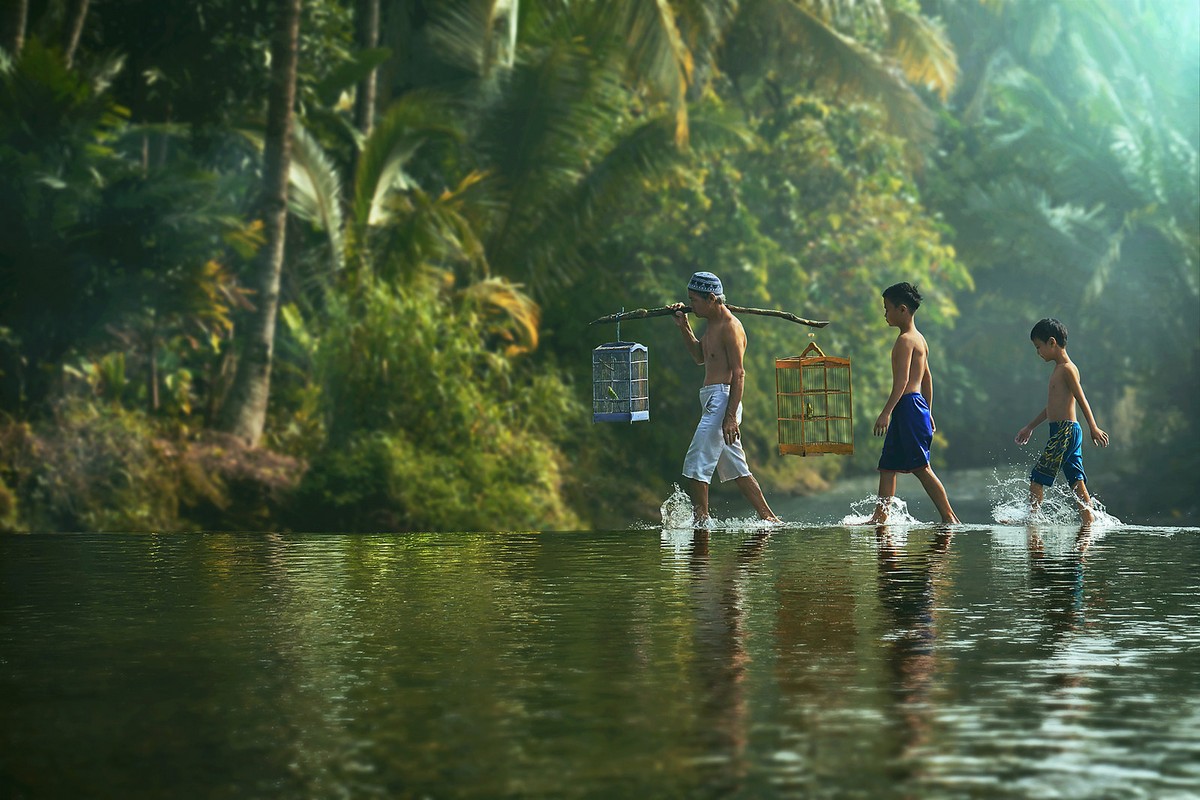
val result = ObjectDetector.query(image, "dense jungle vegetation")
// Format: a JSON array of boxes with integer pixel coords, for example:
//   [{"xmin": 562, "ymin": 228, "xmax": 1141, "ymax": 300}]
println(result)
[{"xmin": 1, "ymin": 0, "xmax": 1196, "ymax": 531}]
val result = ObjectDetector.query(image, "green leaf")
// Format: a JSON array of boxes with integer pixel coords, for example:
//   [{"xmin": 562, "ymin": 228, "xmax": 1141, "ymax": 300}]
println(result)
[{"xmin": 315, "ymin": 48, "xmax": 393, "ymax": 108}]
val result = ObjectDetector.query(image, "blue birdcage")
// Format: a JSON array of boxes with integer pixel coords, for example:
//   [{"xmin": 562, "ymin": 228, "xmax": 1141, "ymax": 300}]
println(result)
[{"xmin": 592, "ymin": 342, "xmax": 649, "ymax": 423}]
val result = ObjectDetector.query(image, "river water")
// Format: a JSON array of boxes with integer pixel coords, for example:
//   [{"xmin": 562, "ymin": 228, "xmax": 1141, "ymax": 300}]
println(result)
[{"xmin": 3, "ymin": 518, "xmax": 1198, "ymax": 799}]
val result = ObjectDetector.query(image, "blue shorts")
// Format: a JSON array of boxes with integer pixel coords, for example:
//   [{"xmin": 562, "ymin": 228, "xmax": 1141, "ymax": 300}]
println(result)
[
  {"xmin": 1031, "ymin": 421, "xmax": 1087, "ymax": 487},
  {"xmin": 878, "ymin": 393, "xmax": 932, "ymax": 473}
]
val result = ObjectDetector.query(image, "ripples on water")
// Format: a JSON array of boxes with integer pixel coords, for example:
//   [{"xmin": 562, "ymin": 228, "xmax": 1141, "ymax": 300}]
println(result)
[{"xmin": 2, "ymin": 520, "xmax": 1199, "ymax": 798}]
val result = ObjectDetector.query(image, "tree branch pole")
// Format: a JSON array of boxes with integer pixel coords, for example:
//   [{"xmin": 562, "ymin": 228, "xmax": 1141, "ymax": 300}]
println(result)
[{"xmin": 589, "ymin": 305, "xmax": 830, "ymax": 329}]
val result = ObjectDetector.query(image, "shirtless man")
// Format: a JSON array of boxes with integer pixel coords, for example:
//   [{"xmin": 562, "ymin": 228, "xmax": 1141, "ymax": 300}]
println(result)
[
  {"xmin": 868, "ymin": 282, "xmax": 960, "ymax": 524},
  {"xmin": 670, "ymin": 271, "xmax": 779, "ymax": 525},
  {"xmin": 1014, "ymin": 317, "xmax": 1109, "ymax": 524}
]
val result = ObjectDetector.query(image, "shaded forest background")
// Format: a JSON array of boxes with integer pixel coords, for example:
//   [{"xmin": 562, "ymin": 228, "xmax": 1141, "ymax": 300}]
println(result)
[{"xmin": 0, "ymin": 0, "xmax": 1196, "ymax": 531}]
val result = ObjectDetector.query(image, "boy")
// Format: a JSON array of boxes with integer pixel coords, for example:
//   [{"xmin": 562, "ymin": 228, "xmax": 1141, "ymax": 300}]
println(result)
[
  {"xmin": 670, "ymin": 271, "xmax": 779, "ymax": 525},
  {"xmin": 868, "ymin": 283, "xmax": 960, "ymax": 524},
  {"xmin": 1014, "ymin": 318, "xmax": 1109, "ymax": 524}
]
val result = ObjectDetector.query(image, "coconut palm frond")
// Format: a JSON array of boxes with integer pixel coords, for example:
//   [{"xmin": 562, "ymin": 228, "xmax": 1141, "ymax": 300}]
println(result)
[
  {"xmin": 288, "ymin": 122, "xmax": 345, "ymax": 276},
  {"xmin": 574, "ymin": 103, "xmax": 754, "ymax": 225},
  {"xmin": 460, "ymin": 276, "xmax": 541, "ymax": 355},
  {"xmin": 754, "ymin": 0, "xmax": 934, "ymax": 144},
  {"xmin": 426, "ymin": 0, "xmax": 516, "ymax": 77},
  {"xmin": 507, "ymin": 103, "xmax": 754, "ymax": 292},
  {"xmin": 600, "ymin": 0, "xmax": 694, "ymax": 146},
  {"xmin": 809, "ymin": 0, "xmax": 886, "ymax": 29},
  {"xmin": 377, "ymin": 171, "xmax": 493, "ymax": 284},
  {"xmin": 967, "ymin": 177, "xmax": 1110, "ymax": 281},
  {"xmin": 479, "ymin": 37, "xmax": 626, "ymax": 280},
  {"xmin": 886, "ymin": 7, "xmax": 958, "ymax": 102},
  {"xmin": 353, "ymin": 92, "xmax": 462, "ymax": 228}
]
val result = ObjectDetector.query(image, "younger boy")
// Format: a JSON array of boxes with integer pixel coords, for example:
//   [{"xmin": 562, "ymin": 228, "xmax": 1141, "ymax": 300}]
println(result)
[
  {"xmin": 1014, "ymin": 318, "xmax": 1109, "ymax": 524},
  {"xmin": 868, "ymin": 283, "xmax": 960, "ymax": 524}
]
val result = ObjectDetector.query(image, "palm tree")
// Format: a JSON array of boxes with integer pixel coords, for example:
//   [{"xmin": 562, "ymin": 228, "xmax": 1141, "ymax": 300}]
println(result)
[
  {"xmin": 219, "ymin": 0, "xmax": 302, "ymax": 445},
  {"xmin": 2, "ymin": 0, "xmax": 26, "ymax": 59},
  {"xmin": 62, "ymin": 0, "xmax": 90, "ymax": 68},
  {"xmin": 354, "ymin": 0, "xmax": 382, "ymax": 135}
]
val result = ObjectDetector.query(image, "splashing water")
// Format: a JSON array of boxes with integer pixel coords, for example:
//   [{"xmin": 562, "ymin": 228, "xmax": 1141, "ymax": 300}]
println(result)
[
  {"xmin": 988, "ymin": 468, "xmax": 1121, "ymax": 528},
  {"xmin": 660, "ymin": 484, "xmax": 695, "ymax": 530},
  {"xmin": 839, "ymin": 495, "xmax": 923, "ymax": 526},
  {"xmin": 658, "ymin": 484, "xmax": 784, "ymax": 532}
]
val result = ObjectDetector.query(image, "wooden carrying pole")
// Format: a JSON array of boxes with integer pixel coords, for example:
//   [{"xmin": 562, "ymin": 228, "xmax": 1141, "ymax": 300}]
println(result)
[{"xmin": 589, "ymin": 305, "xmax": 829, "ymax": 329}]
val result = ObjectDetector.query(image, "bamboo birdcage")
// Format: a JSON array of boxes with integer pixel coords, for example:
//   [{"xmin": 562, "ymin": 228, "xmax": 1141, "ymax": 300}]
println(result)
[
  {"xmin": 592, "ymin": 342, "xmax": 650, "ymax": 423},
  {"xmin": 776, "ymin": 342, "xmax": 853, "ymax": 456}
]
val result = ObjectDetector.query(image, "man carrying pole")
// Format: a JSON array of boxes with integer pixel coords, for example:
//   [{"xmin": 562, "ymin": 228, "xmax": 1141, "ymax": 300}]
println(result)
[{"xmin": 670, "ymin": 272, "xmax": 780, "ymax": 526}]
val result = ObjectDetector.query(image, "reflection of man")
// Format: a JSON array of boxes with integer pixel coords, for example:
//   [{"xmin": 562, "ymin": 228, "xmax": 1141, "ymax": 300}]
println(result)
[
  {"xmin": 875, "ymin": 527, "xmax": 952, "ymax": 770},
  {"xmin": 686, "ymin": 530, "xmax": 770, "ymax": 794}
]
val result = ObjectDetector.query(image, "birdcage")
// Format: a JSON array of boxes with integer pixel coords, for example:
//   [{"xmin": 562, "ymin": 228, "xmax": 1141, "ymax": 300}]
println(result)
[
  {"xmin": 593, "ymin": 342, "xmax": 650, "ymax": 423},
  {"xmin": 776, "ymin": 342, "xmax": 853, "ymax": 456}
]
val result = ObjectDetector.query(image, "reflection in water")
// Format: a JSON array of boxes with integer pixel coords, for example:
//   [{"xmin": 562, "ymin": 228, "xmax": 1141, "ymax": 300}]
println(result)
[
  {"xmin": 1027, "ymin": 525, "xmax": 1093, "ymax": 643},
  {"xmin": 874, "ymin": 527, "xmax": 953, "ymax": 784},
  {"xmin": 3, "ymin": 529, "xmax": 1199, "ymax": 798},
  {"xmin": 684, "ymin": 528, "xmax": 770, "ymax": 795}
]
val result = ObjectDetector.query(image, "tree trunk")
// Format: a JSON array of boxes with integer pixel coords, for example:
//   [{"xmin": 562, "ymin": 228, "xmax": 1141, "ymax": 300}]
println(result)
[
  {"xmin": 353, "ymin": 0, "xmax": 381, "ymax": 135},
  {"xmin": 218, "ymin": 0, "xmax": 302, "ymax": 446},
  {"xmin": 3, "ymin": 0, "xmax": 27, "ymax": 59},
  {"xmin": 62, "ymin": 0, "xmax": 89, "ymax": 68}
]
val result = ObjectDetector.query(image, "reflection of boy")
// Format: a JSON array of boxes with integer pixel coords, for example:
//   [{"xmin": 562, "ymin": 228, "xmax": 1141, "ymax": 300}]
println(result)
[
  {"xmin": 668, "ymin": 271, "xmax": 778, "ymax": 525},
  {"xmin": 1015, "ymin": 318, "xmax": 1109, "ymax": 525},
  {"xmin": 868, "ymin": 283, "xmax": 959, "ymax": 525}
]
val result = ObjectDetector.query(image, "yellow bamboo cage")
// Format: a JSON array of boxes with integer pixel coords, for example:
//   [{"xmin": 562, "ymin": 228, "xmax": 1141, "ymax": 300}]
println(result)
[{"xmin": 775, "ymin": 342, "xmax": 853, "ymax": 456}]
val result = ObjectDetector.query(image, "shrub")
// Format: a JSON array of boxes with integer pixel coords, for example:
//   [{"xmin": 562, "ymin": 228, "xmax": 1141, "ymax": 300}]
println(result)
[{"xmin": 292, "ymin": 279, "xmax": 581, "ymax": 531}]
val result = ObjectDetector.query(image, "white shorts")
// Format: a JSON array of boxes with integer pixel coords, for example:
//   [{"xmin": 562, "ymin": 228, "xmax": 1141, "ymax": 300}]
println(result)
[{"xmin": 682, "ymin": 384, "xmax": 753, "ymax": 484}]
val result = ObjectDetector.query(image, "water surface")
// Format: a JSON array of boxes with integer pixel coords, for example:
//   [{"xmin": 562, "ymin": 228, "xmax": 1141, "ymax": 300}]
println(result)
[{"xmin": 2, "ymin": 525, "xmax": 1198, "ymax": 798}]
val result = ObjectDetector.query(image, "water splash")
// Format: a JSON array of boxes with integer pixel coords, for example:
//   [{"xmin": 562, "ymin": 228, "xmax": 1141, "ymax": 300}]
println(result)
[
  {"xmin": 660, "ymin": 484, "xmax": 695, "ymax": 530},
  {"xmin": 839, "ymin": 495, "xmax": 922, "ymax": 526},
  {"xmin": 658, "ymin": 483, "xmax": 784, "ymax": 532},
  {"xmin": 988, "ymin": 468, "xmax": 1121, "ymax": 528}
]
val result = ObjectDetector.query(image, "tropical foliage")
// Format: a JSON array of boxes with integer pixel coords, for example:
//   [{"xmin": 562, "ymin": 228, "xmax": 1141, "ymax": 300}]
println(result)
[{"xmin": 0, "ymin": 0, "xmax": 1194, "ymax": 530}]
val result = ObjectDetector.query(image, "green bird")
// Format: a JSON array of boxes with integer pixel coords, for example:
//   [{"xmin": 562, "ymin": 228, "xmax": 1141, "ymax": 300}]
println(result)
[
  {"xmin": 607, "ymin": 385, "xmax": 620, "ymax": 401},
  {"xmin": 804, "ymin": 401, "xmax": 815, "ymax": 419}
]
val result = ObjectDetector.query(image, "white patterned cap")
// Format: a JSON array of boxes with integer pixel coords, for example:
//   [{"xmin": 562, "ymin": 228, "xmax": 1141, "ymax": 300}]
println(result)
[{"xmin": 688, "ymin": 271, "xmax": 723, "ymax": 296}]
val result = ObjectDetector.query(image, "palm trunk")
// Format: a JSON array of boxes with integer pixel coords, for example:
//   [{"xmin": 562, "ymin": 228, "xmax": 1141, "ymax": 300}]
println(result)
[
  {"xmin": 62, "ymin": 0, "xmax": 89, "ymax": 68},
  {"xmin": 3, "ymin": 0, "xmax": 27, "ymax": 59},
  {"xmin": 219, "ymin": 0, "xmax": 302, "ymax": 446},
  {"xmin": 353, "ymin": 0, "xmax": 381, "ymax": 135}
]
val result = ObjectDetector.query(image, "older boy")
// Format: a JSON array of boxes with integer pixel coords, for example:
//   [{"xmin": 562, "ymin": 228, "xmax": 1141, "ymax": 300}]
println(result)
[
  {"xmin": 1015, "ymin": 318, "xmax": 1109, "ymax": 524},
  {"xmin": 669, "ymin": 271, "xmax": 779, "ymax": 525},
  {"xmin": 868, "ymin": 283, "xmax": 960, "ymax": 524}
]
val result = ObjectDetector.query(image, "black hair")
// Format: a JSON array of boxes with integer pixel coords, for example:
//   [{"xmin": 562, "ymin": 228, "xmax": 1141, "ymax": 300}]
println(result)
[
  {"xmin": 1030, "ymin": 318, "xmax": 1068, "ymax": 346},
  {"xmin": 882, "ymin": 282, "xmax": 922, "ymax": 311}
]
